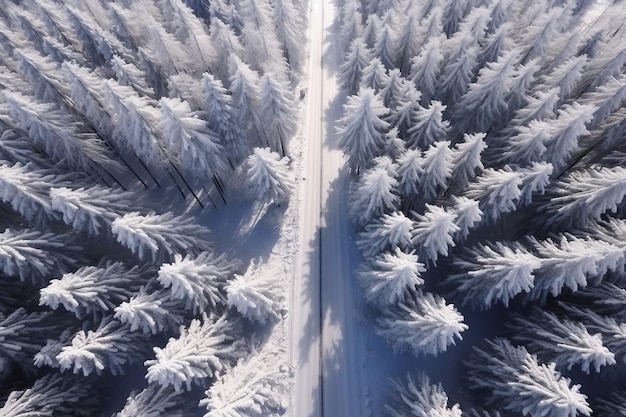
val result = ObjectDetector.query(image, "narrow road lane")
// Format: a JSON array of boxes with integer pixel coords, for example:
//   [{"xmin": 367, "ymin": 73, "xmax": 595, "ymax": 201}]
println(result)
[{"xmin": 290, "ymin": 1, "xmax": 363, "ymax": 416}]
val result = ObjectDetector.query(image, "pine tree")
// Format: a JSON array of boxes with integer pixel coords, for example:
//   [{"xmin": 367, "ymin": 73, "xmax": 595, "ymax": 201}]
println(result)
[
  {"xmin": 226, "ymin": 259, "xmax": 285, "ymax": 324},
  {"xmin": 40, "ymin": 261, "xmax": 144, "ymax": 319},
  {"xmin": 376, "ymin": 291, "xmax": 467, "ymax": 356},
  {"xmin": 57, "ymin": 317, "xmax": 149, "ymax": 376},
  {"xmin": 336, "ymin": 88, "xmax": 390, "ymax": 172},
  {"xmin": 340, "ymin": 38, "xmax": 372, "ymax": 93},
  {"xmin": 511, "ymin": 308, "xmax": 615, "ymax": 373},
  {"xmin": 542, "ymin": 166, "xmax": 626, "ymax": 228},
  {"xmin": 357, "ymin": 211, "xmax": 414, "ymax": 258},
  {"xmin": 385, "ymin": 372, "xmax": 462, "ymax": 417},
  {"xmin": 405, "ymin": 101, "xmax": 450, "ymax": 150},
  {"xmin": 258, "ymin": 74, "xmax": 297, "ymax": 156},
  {"xmin": 158, "ymin": 251, "xmax": 240, "ymax": 315},
  {"xmin": 115, "ymin": 384, "xmax": 192, "ymax": 417},
  {"xmin": 50, "ymin": 184, "xmax": 142, "ymax": 235},
  {"xmin": 466, "ymin": 338, "xmax": 591, "ymax": 417},
  {"xmin": 114, "ymin": 285, "xmax": 186, "ymax": 335},
  {"xmin": 145, "ymin": 313, "xmax": 244, "ymax": 391},
  {"xmin": 360, "ymin": 57, "xmax": 389, "ymax": 92},
  {"xmin": 410, "ymin": 35, "xmax": 443, "ymax": 105},
  {"xmin": 0, "ymin": 227, "xmax": 78, "ymax": 283},
  {"xmin": 448, "ymin": 241, "xmax": 541, "ymax": 309},
  {"xmin": 111, "ymin": 212, "xmax": 213, "ymax": 263},
  {"xmin": 349, "ymin": 156, "xmax": 398, "ymax": 225},
  {"xmin": 200, "ymin": 342, "xmax": 291, "ymax": 417},
  {"xmin": 243, "ymin": 147, "xmax": 293, "ymax": 206},
  {"xmin": 359, "ymin": 247, "xmax": 425, "ymax": 307},
  {"xmin": 412, "ymin": 204, "xmax": 460, "ymax": 265},
  {"xmin": 417, "ymin": 141, "xmax": 454, "ymax": 201},
  {"xmin": 0, "ymin": 374, "xmax": 98, "ymax": 417}
]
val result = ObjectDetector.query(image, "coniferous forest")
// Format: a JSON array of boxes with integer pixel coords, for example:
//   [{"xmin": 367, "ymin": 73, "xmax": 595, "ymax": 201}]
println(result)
[
  {"xmin": 338, "ymin": 0, "xmax": 626, "ymax": 416},
  {"xmin": 3, "ymin": 0, "xmax": 626, "ymax": 416},
  {"xmin": 0, "ymin": 0, "xmax": 304, "ymax": 415}
]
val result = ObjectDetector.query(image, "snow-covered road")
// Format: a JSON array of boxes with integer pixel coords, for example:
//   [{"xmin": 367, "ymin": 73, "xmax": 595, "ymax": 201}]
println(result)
[{"xmin": 289, "ymin": 1, "xmax": 365, "ymax": 416}]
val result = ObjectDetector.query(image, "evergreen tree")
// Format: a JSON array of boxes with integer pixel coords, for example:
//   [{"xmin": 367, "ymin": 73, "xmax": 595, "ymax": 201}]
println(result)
[
  {"xmin": 511, "ymin": 308, "xmax": 615, "ymax": 373},
  {"xmin": 376, "ymin": 291, "xmax": 467, "ymax": 356},
  {"xmin": 258, "ymin": 74, "xmax": 298, "ymax": 156},
  {"xmin": 336, "ymin": 88, "xmax": 390, "ymax": 172},
  {"xmin": 412, "ymin": 204, "xmax": 460, "ymax": 265},
  {"xmin": 385, "ymin": 372, "xmax": 462, "ymax": 417},
  {"xmin": 357, "ymin": 211, "xmax": 414, "ymax": 258},
  {"xmin": 244, "ymin": 147, "xmax": 293, "ymax": 206},
  {"xmin": 111, "ymin": 212, "xmax": 213, "ymax": 263},
  {"xmin": 348, "ymin": 156, "xmax": 398, "ymax": 225},
  {"xmin": 200, "ymin": 342, "xmax": 291, "ymax": 417},
  {"xmin": 158, "ymin": 251, "xmax": 240, "ymax": 315},
  {"xmin": 57, "ymin": 317, "xmax": 149, "ymax": 376},
  {"xmin": 340, "ymin": 38, "xmax": 372, "ymax": 94},
  {"xmin": 226, "ymin": 259, "xmax": 285, "ymax": 324},
  {"xmin": 115, "ymin": 384, "xmax": 191, "ymax": 417},
  {"xmin": 405, "ymin": 101, "xmax": 450, "ymax": 150},
  {"xmin": 448, "ymin": 241, "xmax": 541, "ymax": 309},
  {"xmin": 466, "ymin": 338, "xmax": 591, "ymax": 417},
  {"xmin": 145, "ymin": 313, "xmax": 244, "ymax": 391},
  {"xmin": 359, "ymin": 247, "xmax": 425, "ymax": 307},
  {"xmin": 0, "ymin": 374, "xmax": 97, "ymax": 417},
  {"xmin": 40, "ymin": 261, "xmax": 144, "ymax": 318}
]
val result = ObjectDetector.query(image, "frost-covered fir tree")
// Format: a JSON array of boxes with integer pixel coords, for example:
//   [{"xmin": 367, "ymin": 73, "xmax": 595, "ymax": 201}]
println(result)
[
  {"xmin": 226, "ymin": 259, "xmax": 285, "ymax": 324},
  {"xmin": 376, "ymin": 291, "xmax": 467, "ymax": 356},
  {"xmin": 359, "ymin": 247, "xmax": 425, "ymax": 307},
  {"xmin": 200, "ymin": 341, "xmax": 291, "ymax": 417},
  {"xmin": 385, "ymin": 372, "xmax": 462, "ymax": 417},
  {"xmin": 145, "ymin": 313, "xmax": 244, "ymax": 391},
  {"xmin": 243, "ymin": 147, "xmax": 293, "ymax": 206},
  {"xmin": 466, "ymin": 338, "xmax": 591, "ymax": 417},
  {"xmin": 510, "ymin": 308, "xmax": 615, "ymax": 373}
]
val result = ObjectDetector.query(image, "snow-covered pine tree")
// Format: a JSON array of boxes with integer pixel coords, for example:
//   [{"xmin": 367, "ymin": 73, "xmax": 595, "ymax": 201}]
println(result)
[
  {"xmin": 50, "ymin": 184, "xmax": 144, "ymax": 235},
  {"xmin": 448, "ymin": 241, "xmax": 541, "ymax": 309},
  {"xmin": 115, "ymin": 384, "xmax": 192, "ymax": 417},
  {"xmin": 0, "ymin": 227, "xmax": 78, "ymax": 283},
  {"xmin": 405, "ymin": 100, "xmax": 449, "ymax": 150},
  {"xmin": 258, "ymin": 74, "xmax": 297, "ymax": 156},
  {"xmin": 226, "ymin": 259, "xmax": 285, "ymax": 324},
  {"xmin": 336, "ymin": 87, "xmax": 390, "ymax": 172},
  {"xmin": 114, "ymin": 285, "xmax": 186, "ymax": 335},
  {"xmin": 0, "ymin": 374, "xmax": 98, "ymax": 417},
  {"xmin": 158, "ymin": 251, "xmax": 240, "ymax": 314},
  {"xmin": 349, "ymin": 156, "xmax": 398, "ymax": 225},
  {"xmin": 243, "ymin": 147, "xmax": 293, "ymax": 206},
  {"xmin": 359, "ymin": 247, "xmax": 425, "ymax": 307},
  {"xmin": 145, "ymin": 313, "xmax": 244, "ymax": 391},
  {"xmin": 40, "ymin": 261, "xmax": 144, "ymax": 319},
  {"xmin": 510, "ymin": 308, "xmax": 615, "ymax": 373},
  {"xmin": 111, "ymin": 211, "xmax": 212, "ymax": 263},
  {"xmin": 466, "ymin": 338, "xmax": 591, "ymax": 417},
  {"xmin": 200, "ymin": 341, "xmax": 291, "ymax": 417},
  {"xmin": 340, "ymin": 39, "xmax": 373, "ymax": 94},
  {"xmin": 56, "ymin": 317, "xmax": 150, "ymax": 376},
  {"xmin": 376, "ymin": 291, "xmax": 467, "ymax": 356},
  {"xmin": 385, "ymin": 372, "xmax": 462, "ymax": 417},
  {"xmin": 412, "ymin": 204, "xmax": 460, "ymax": 265},
  {"xmin": 357, "ymin": 211, "xmax": 414, "ymax": 258}
]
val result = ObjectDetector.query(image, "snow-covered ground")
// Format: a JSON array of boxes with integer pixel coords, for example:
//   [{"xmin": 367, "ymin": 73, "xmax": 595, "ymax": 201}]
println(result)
[{"xmin": 289, "ymin": 1, "xmax": 367, "ymax": 416}]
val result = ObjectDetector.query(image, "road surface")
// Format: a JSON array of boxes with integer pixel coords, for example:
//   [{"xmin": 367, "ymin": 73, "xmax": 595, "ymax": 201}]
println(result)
[{"xmin": 289, "ymin": 1, "xmax": 364, "ymax": 416}]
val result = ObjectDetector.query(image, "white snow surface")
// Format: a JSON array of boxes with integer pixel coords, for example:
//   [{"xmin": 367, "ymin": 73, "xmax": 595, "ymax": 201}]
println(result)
[{"xmin": 288, "ymin": 0, "xmax": 365, "ymax": 416}]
